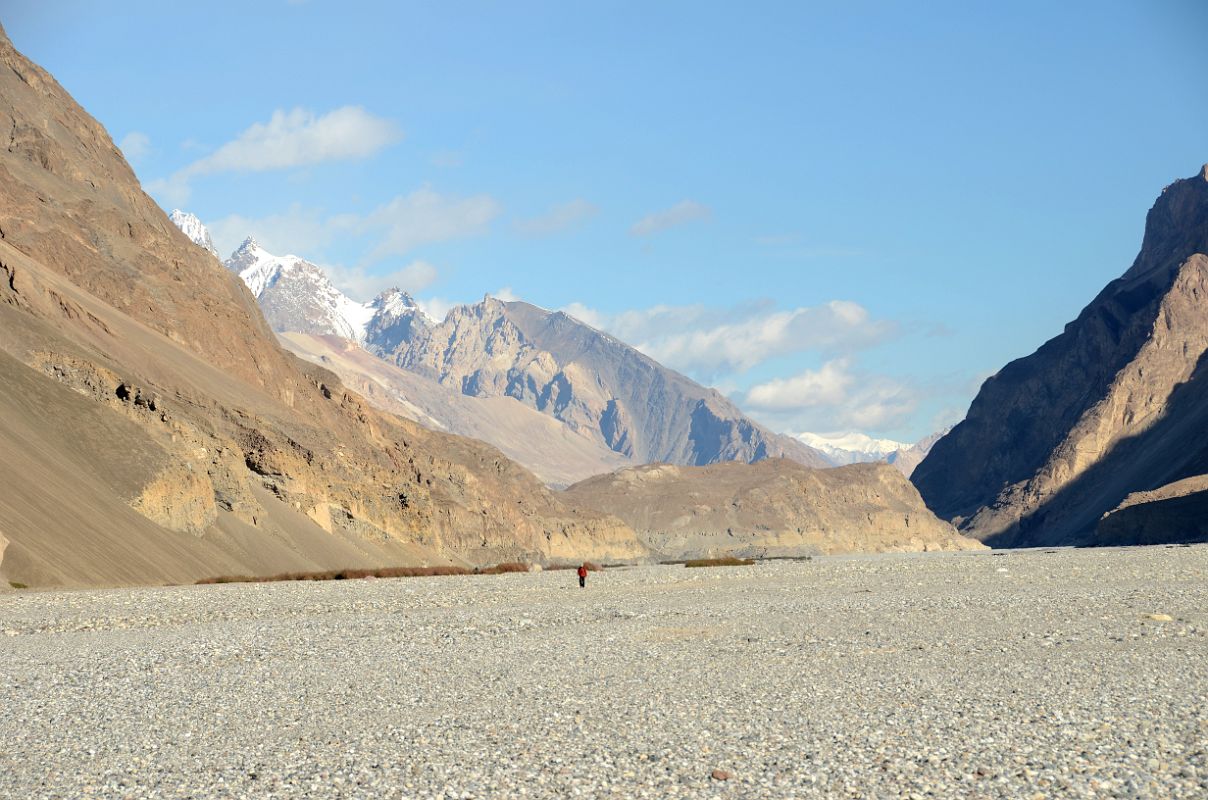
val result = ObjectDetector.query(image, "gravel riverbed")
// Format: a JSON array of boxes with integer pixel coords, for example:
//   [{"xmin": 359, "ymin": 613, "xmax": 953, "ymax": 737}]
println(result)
[{"xmin": 2, "ymin": 546, "xmax": 1206, "ymax": 799}]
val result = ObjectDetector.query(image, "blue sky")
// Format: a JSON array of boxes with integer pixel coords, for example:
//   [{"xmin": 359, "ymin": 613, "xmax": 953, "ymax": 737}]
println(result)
[{"xmin": 6, "ymin": 1, "xmax": 1207, "ymax": 442}]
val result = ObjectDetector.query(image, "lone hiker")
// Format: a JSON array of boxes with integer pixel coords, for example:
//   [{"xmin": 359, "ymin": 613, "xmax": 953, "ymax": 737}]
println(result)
[{"xmin": 577, "ymin": 563, "xmax": 588, "ymax": 588}]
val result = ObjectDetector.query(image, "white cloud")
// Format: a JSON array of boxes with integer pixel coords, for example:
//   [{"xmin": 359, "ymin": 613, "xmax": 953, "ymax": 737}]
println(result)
[
  {"xmin": 744, "ymin": 359, "xmax": 918, "ymax": 433},
  {"xmin": 514, "ymin": 199, "xmax": 598, "ymax": 236},
  {"xmin": 206, "ymin": 204, "xmax": 338, "ymax": 260},
  {"xmin": 202, "ymin": 184, "xmax": 500, "ymax": 266},
  {"xmin": 415, "ymin": 296, "xmax": 454, "ymax": 323},
  {"xmin": 745, "ymin": 360, "xmax": 853, "ymax": 409},
  {"xmin": 630, "ymin": 200, "xmax": 711, "ymax": 236},
  {"xmin": 326, "ymin": 260, "xmax": 439, "ymax": 301},
  {"xmin": 185, "ymin": 106, "xmax": 400, "ymax": 176},
  {"xmin": 147, "ymin": 106, "xmax": 400, "ymax": 205},
  {"xmin": 491, "ymin": 286, "xmax": 519, "ymax": 301},
  {"xmin": 561, "ymin": 299, "xmax": 894, "ymax": 379},
  {"xmin": 362, "ymin": 186, "xmax": 501, "ymax": 260},
  {"xmin": 119, "ymin": 131, "xmax": 151, "ymax": 162}
]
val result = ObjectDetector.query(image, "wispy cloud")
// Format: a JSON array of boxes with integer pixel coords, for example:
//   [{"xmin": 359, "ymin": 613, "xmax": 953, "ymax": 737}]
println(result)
[
  {"xmin": 327, "ymin": 260, "xmax": 439, "ymax": 300},
  {"xmin": 744, "ymin": 359, "xmax": 918, "ymax": 432},
  {"xmin": 361, "ymin": 186, "xmax": 501, "ymax": 260},
  {"xmin": 630, "ymin": 200, "xmax": 711, "ymax": 237},
  {"xmin": 514, "ymin": 198, "xmax": 598, "ymax": 236},
  {"xmin": 119, "ymin": 131, "xmax": 151, "ymax": 162},
  {"xmin": 202, "ymin": 185, "xmax": 500, "ymax": 267},
  {"xmin": 561, "ymin": 299, "xmax": 895, "ymax": 380},
  {"xmin": 415, "ymin": 296, "xmax": 454, "ymax": 322},
  {"xmin": 147, "ymin": 106, "xmax": 401, "ymax": 204},
  {"xmin": 206, "ymin": 204, "xmax": 336, "ymax": 259}
]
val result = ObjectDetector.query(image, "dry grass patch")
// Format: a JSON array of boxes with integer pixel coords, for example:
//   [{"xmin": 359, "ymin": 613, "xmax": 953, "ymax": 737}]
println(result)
[
  {"xmin": 474, "ymin": 562, "xmax": 531, "ymax": 575},
  {"xmin": 682, "ymin": 557, "xmax": 755, "ymax": 568}
]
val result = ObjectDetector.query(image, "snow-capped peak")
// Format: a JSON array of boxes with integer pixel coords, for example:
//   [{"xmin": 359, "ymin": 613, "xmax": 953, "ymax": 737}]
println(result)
[
  {"xmin": 370, "ymin": 288, "xmax": 425, "ymax": 318},
  {"xmin": 168, "ymin": 209, "xmax": 218, "ymax": 257},
  {"xmin": 794, "ymin": 431, "xmax": 909, "ymax": 466},
  {"xmin": 219, "ymin": 236, "xmax": 419, "ymax": 344}
]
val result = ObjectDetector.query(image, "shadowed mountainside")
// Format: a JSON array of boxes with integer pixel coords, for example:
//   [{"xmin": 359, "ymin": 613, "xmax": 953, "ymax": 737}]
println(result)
[{"xmin": 913, "ymin": 166, "xmax": 1208, "ymax": 546}]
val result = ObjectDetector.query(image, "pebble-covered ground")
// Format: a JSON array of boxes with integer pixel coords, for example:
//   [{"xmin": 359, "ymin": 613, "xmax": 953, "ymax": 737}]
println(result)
[{"xmin": 1, "ymin": 545, "xmax": 1206, "ymax": 799}]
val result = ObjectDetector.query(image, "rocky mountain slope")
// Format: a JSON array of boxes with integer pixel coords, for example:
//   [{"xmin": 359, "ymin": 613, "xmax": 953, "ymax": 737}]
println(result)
[
  {"xmin": 222, "ymin": 237, "xmax": 402, "ymax": 342},
  {"xmin": 563, "ymin": 460, "xmax": 983, "ymax": 559},
  {"xmin": 372, "ymin": 296, "xmax": 832, "ymax": 470},
  {"xmin": 280, "ymin": 332, "xmax": 633, "ymax": 485},
  {"xmin": 885, "ymin": 429, "xmax": 947, "ymax": 477},
  {"xmin": 0, "ymin": 24, "xmax": 645, "ymax": 588},
  {"xmin": 913, "ymin": 166, "xmax": 1208, "ymax": 547}
]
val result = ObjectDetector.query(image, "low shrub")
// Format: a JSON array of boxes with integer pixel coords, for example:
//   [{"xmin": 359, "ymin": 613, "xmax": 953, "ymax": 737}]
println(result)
[
  {"xmin": 194, "ymin": 563, "xmax": 550, "ymax": 585},
  {"xmin": 8, "ymin": 581, "xmax": 28, "ymax": 589},
  {"xmin": 683, "ymin": 557, "xmax": 755, "ymax": 568},
  {"xmin": 475, "ymin": 562, "xmax": 531, "ymax": 575}
]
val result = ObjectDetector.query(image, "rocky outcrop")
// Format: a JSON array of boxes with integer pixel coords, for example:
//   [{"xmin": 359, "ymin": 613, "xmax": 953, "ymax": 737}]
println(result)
[
  {"xmin": 1097, "ymin": 475, "xmax": 1208, "ymax": 545},
  {"xmin": 913, "ymin": 166, "xmax": 1208, "ymax": 546},
  {"xmin": 564, "ymin": 460, "xmax": 984, "ymax": 559},
  {"xmin": 0, "ymin": 24, "xmax": 644, "ymax": 588}
]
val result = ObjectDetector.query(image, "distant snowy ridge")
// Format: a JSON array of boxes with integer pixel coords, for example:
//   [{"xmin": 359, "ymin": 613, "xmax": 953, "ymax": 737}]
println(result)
[
  {"xmin": 169, "ymin": 209, "xmax": 217, "ymax": 256},
  {"xmin": 795, "ymin": 431, "xmax": 908, "ymax": 465}
]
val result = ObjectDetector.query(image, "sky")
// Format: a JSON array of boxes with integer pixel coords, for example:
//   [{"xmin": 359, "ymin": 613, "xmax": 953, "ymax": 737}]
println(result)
[{"xmin": 5, "ymin": 1, "xmax": 1208, "ymax": 443}]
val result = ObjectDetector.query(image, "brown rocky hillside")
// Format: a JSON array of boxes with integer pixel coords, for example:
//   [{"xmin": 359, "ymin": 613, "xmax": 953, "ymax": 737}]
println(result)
[
  {"xmin": 564, "ymin": 460, "xmax": 983, "ymax": 559},
  {"xmin": 0, "ymin": 23, "xmax": 644, "ymax": 588}
]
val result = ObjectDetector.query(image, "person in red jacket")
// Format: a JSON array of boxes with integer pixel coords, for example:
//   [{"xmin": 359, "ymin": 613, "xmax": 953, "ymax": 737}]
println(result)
[{"xmin": 577, "ymin": 563, "xmax": 588, "ymax": 588}]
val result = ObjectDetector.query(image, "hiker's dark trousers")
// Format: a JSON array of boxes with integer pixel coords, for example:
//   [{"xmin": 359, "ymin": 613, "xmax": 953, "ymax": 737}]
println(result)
[{"xmin": 579, "ymin": 576, "xmax": 585, "ymax": 588}]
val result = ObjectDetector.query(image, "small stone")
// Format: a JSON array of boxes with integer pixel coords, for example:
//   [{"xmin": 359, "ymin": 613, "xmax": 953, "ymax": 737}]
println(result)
[
  {"xmin": 711, "ymin": 769, "xmax": 732, "ymax": 781},
  {"xmin": 1144, "ymin": 614, "xmax": 1174, "ymax": 622}
]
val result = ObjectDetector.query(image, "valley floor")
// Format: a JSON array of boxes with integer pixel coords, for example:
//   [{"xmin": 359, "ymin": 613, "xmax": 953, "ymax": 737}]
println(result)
[{"xmin": 1, "ymin": 547, "xmax": 1206, "ymax": 799}]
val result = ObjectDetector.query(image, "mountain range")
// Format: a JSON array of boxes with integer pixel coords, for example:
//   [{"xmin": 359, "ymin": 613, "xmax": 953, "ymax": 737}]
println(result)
[
  {"xmin": 173, "ymin": 216, "xmax": 832, "ymax": 484},
  {"xmin": 7, "ymin": 15, "xmax": 1197, "ymax": 590},
  {"xmin": 791, "ymin": 430, "xmax": 944, "ymax": 476}
]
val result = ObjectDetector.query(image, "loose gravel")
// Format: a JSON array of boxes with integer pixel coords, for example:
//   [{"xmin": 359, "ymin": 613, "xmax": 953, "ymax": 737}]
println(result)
[{"xmin": 1, "ymin": 545, "xmax": 1206, "ymax": 799}]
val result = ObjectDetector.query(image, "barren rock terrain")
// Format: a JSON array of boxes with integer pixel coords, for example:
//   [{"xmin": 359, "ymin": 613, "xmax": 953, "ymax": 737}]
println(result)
[{"xmin": 565, "ymin": 460, "xmax": 983, "ymax": 559}]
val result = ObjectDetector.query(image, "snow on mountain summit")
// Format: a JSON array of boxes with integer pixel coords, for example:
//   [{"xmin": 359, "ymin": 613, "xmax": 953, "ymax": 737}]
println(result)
[
  {"xmin": 794, "ymin": 431, "xmax": 908, "ymax": 465},
  {"xmin": 218, "ymin": 237, "xmax": 389, "ymax": 342},
  {"xmin": 168, "ymin": 209, "xmax": 217, "ymax": 256}
]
